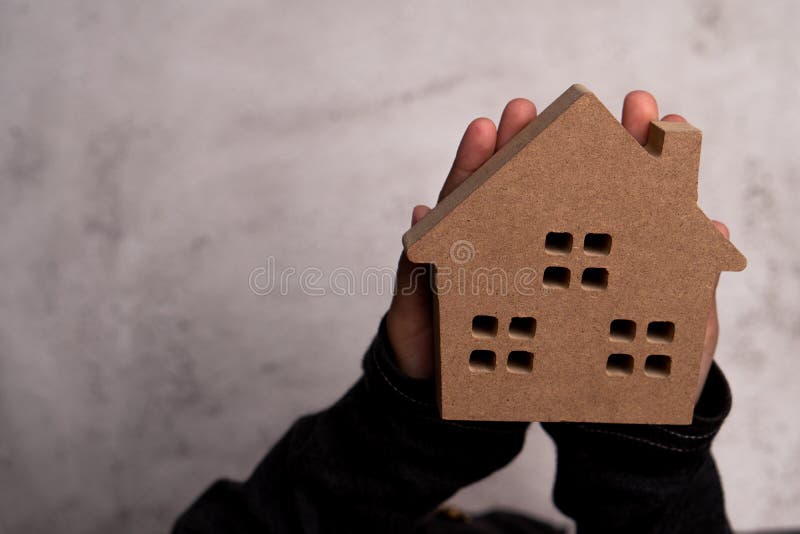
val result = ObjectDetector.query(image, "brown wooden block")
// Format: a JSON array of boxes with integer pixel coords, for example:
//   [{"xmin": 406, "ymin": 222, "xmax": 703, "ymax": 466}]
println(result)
[{"xmin": 402, "ymin": 84, "xmax": 746, "ymax": 424}]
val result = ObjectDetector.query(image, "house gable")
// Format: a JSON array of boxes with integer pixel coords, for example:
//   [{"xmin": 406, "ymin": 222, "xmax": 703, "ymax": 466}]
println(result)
[
  {"xmin": 403, "ymin": 84, "xmax": 746, "ymax": 275},
  {"xmin": 402, "ymin": 84, "xmax": 591, "ymax": 257}
]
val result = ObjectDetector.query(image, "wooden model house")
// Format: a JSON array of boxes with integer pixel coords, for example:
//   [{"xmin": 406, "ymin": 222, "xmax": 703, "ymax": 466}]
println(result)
[{"xmin": 402, "ymin": 84, "xmax": 746, "ymax": 424}]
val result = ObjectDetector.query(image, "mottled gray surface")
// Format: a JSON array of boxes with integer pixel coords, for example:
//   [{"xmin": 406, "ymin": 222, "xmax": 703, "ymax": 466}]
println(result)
[{"xmin": 0, "ymin": 1, "xmax": 798, "ymax": 532}]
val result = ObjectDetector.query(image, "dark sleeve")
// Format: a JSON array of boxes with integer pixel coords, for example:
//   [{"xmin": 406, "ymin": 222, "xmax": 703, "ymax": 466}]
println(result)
[
  {"xmin": 173, "ymin": 317, "xmax": 529, "ymax": 534},
  {"xmin": 542, "ymin": 363, "xmax": 733, "ymax": 534}
]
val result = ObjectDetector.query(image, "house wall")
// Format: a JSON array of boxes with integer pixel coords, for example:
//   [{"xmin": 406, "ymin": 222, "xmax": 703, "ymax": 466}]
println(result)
[
  {"xmin": 430, "ymin": 213, "xmax": 717, "ymax": 423},
  {"xmin": 0, "ymin": 1, "xmax": 797, "ymax": 532}
]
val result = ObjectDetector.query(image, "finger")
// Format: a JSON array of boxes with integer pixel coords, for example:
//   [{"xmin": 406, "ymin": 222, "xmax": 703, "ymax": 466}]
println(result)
[
  {"xmin": 496, "ymin": 98, "xmax": 537, "ymax": 150},
  {"xmin": 395, "ymin": 205, "xmax": 432, "ymax": 305},
  {"xmin": 412, "ymin": 204, "xmax": 431, "ymax": 226},
  {"xmin": 621, "ymin": 90, "xmax": 659, "ymax": 145},
  {"xmin": 696, "ymin": 220, "xmax": 729, "ymax": 399},
  {"xmin": 387, "ymin": 205, "xmax": 436, "ymax": 379},
  {"xmin": 395, "ymin": 204, "xmax": 432, "ymax": 311},
  {"xmin": 393, "ymin": 250, "xmax": 430, "ymax": 317},
  {"xmin": 661, "ymin": 113, "xmax": 687, "ymax": 123},
  {"xmin": 711, "ymin": 220, "xmax": 730, "ymax": 239},
  {"xmin": 438, "ymin": 118, "xmax": 497, "ymax": 202},
  {"xmin": 388, "ymin": 250, "xmax": 435, "ymax": 378}
]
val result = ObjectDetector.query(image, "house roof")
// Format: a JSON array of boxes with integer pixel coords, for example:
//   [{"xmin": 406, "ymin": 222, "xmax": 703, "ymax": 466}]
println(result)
[{"xmin": 402, "ymin": 84, "xmax": 746, "ymax": 273}]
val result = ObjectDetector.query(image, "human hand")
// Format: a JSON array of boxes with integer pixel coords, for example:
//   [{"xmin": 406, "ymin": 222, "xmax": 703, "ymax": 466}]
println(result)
[{"xmin": 387, "ymin": 91, "xmax": 729, "ymax": 401}]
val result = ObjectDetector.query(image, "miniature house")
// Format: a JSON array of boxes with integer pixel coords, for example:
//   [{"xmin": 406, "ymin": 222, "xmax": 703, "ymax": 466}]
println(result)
[{"xmin": 402, "ymin": 84, "xmax": 746, "ymax": 424}]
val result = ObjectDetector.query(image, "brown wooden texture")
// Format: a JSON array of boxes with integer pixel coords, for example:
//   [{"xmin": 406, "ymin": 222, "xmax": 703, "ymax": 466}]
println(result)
[{"xmin": 403, "ymin": 84, "xmax": 746, "ymax": 424}]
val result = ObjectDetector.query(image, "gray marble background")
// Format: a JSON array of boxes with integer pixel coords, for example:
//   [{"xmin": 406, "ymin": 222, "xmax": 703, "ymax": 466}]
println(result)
[{"xmin": 1, "ymin": 1, "xmax": 798, "ymax": 532}]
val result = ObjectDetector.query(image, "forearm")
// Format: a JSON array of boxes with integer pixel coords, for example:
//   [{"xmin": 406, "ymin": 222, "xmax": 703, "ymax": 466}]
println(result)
[
  {"xmin": 173, "ymin": 317, "xmax": 528, "ymax": 534},
  {"xmin": 543, "ymin": 363, "xmax": 732, "ymax": 534}
]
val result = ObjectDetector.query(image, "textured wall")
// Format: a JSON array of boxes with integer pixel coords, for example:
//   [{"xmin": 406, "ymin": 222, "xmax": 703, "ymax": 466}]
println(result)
[{"xmin": 0, "ymin": 1, "xmax": 797, "ymax": 532}]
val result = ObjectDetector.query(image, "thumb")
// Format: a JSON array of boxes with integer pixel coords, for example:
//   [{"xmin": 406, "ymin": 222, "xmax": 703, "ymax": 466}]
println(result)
[
  {"xmin": 393, "ymin": 205, "xmax": 432, "ymax": 310},
  {"xmin": 386, "ymin": 205, "xmax": 435, "ymax": 379}
]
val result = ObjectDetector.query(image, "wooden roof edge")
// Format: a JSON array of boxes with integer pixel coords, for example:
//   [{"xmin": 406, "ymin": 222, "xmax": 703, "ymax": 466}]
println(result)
[
  {"xmin": 691, "ymin": 207, "xmax": 748, "ymax": 272},
  {"xmin": 402, "ymin": 84, "xmax": 593, "ymax": 259}
]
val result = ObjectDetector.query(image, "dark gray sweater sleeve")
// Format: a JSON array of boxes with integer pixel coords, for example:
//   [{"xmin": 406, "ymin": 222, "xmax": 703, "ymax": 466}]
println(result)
[
  {"xmin": 542, "ymin": 362, "xmax": 732, "ymax": 534},
  {"xmin": 172, "ymin": 318, "xmax": 529, "ymax": 533},
  {"xmin": 174, "ymin": 315, "xmax": 733, "ymax": 534}
]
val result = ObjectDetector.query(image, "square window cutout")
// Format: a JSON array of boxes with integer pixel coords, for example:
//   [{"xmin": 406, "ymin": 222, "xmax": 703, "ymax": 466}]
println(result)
[
  {"xmin": 647, "ymin": 321, "xmax": 675, "ymax": 343},
  {"xmin": 545, "ymin": 232, "xmax": 573, "ymax": 255},
  {"xmin": 543, "ymin": 266, "xmax": 570, "ymax": 289},
  {"xmin": 472, "ymin": 315, "xmax": 498, "ymax": 338},
  {"xmin": 509, "ymin": 317, "xmax": 536, "ymax": 339},
  {"xmin": 507, "ymin": 351, "xmax": 534, "ymax": 373},
  {"xmin": 645, "ymin": 355, "xmax": 671, "ymax": 378},
  {"xmin": 606, "ymin": 353, "xmax": 634, "ymax": 376},
  {"xmin": 609, "ymin": 319, "xmax": 636, "ymax": 342},
  {"xmin": 581, "ymin": 268, "xmax": 608, "ymax": 290},
  {"xmin": 584, "ymin": 233, "xmax": 612, "ymax": 255},
  {"xmin": 469, "ymin": 350, "xmax": 496, "ymax": 372}
]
